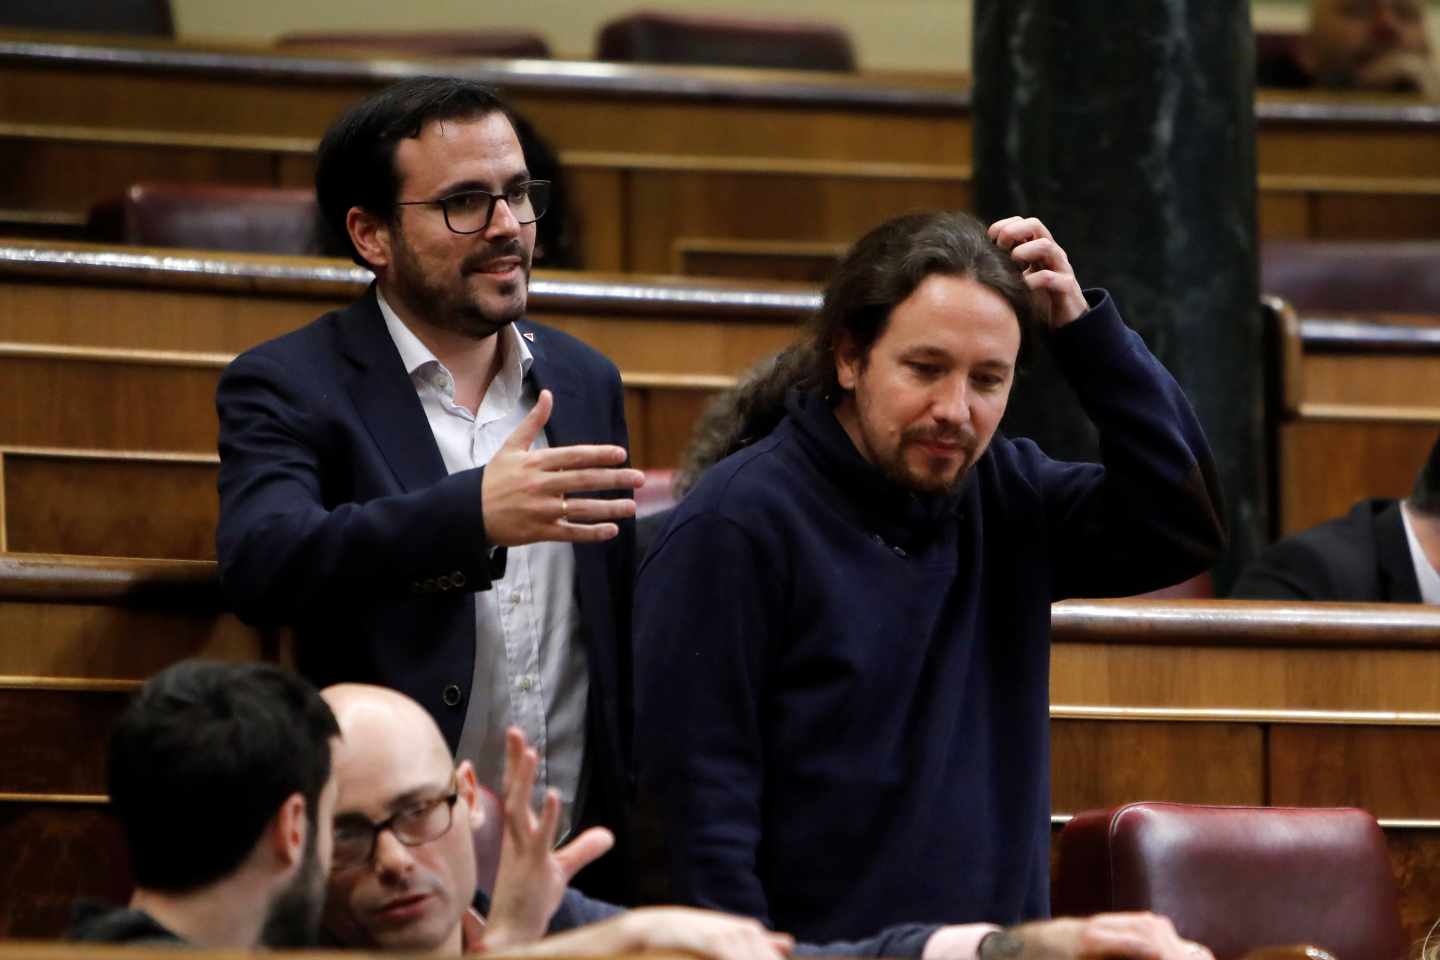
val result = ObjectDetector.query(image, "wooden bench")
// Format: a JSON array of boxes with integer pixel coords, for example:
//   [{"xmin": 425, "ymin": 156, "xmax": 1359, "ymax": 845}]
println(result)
[
  {"xmin": 0, "ymin": 241, "xmax": 815, "ymax": 471},
  {"xmin": 3, "ymin": 34, "xmax": 1440, "ymax": 275},
  {"xmin": 1268, "ymin": 297, "xmax": 1440, "ymax": 535}
]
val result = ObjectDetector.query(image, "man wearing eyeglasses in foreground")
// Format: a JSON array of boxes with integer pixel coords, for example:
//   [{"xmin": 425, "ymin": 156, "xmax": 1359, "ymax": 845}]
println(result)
[
  {"xmin": 321, "ymin": 682, "xmax": 1213, "ymax": 960},
  {"xmin": 216, "ymin": 77, "xmax": 641, "ymax": 899}
]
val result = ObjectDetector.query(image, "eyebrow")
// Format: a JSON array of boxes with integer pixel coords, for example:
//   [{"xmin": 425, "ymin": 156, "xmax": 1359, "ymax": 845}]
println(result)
[
  {"xmin": 335, "ymin": 779, "xmax": 452, "ymax": 822},
  {"xmin": 435, "ymin": 171, "xmax": 531, "ymax": 197}
]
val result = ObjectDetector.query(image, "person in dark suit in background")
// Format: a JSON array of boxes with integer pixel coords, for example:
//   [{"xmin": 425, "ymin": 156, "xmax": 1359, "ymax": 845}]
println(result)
[
  {"xmin": 1231, "ymin": 433, "xmax": 1440, "ymax": 601},
  {"xmin": 215, "ymin": 77, "xmax": 642, "ymax": 900}
]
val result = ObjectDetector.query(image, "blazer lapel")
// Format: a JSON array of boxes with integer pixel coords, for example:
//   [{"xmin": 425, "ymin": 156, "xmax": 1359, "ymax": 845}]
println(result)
[
  {"xmin": 520, "ymin": 321, "xmax": 586, "ymax": 450},
  {"xmin": 1375, "ymin": 500, "xmax": 1422, "ymax": 602},
  {"xmin": 337, "ymin": 286, "xmax": 448, "ymax": 493}
]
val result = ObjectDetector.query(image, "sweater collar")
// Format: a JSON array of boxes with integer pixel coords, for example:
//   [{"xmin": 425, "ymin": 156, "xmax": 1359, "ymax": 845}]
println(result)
[{"xmin": 785, "ymin": 388, "xmax": 967, "ymax": 548}]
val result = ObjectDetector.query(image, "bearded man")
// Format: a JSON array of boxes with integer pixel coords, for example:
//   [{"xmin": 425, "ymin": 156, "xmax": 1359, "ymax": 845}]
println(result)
[
  {"xmin": 632, "ymin": 211, "xmax": 1226, "ymax": 942},
  {"xmin": 216, "ymin": 77, "xmax": 640, "ymax": 899}
]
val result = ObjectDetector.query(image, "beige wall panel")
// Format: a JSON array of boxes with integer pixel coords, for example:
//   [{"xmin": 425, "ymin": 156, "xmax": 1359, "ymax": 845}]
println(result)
[
  {"xmin": 1269, "ymin": 725, "xmax": 1440, "ymax": 818},
  {"xmin": 1051, "ymin": 643, "xmax": 1440, "ymax": 712},
  {"xmin": 0, "ymin": 281, "xmax": 334, "ymax": 353},
  {"xmin": 0, "ymin": 602, "xmax": 269, "ymax": 678},
  {"xmin": 3, "ymin": 454, "xmax": 219, "ymax": 561},
  {"xmin": 0, "ymin": 137, "xmax": 277, "ymax": 214},
  {"xmin": 1051, "ymin": 720, "xmax": 1266, "ymax": 814},
  {"xmin": 0, "ymin": 355, "xmax": 221, "ymax": 453},
  {"xmin": 1278, "ymin": 420, "xmax": 1435, "ymax": 535}
]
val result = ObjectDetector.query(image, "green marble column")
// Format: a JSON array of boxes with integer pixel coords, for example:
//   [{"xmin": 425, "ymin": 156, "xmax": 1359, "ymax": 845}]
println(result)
[{"xmin": 972, "ymin": 0, "xmax": 1264, "ymax": 588}]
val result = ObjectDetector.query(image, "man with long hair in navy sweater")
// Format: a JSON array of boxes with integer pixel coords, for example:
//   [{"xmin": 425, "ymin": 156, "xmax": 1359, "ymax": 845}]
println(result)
[{"xmin": 633, "ymin": 211, "xmax": 1226, "ymax": 956}]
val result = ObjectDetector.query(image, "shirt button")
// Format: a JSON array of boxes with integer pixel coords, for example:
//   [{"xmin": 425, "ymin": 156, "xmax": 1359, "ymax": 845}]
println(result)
[
  {"xmin": 510, "ymin": 591, "xmax": 523, "ymax": 605},
  {"xmin": 442, "ymin": 684, "xmax": 463, "ymax": 707},
  {"xmin": 437, "ymin": 575, "xmax": 452, "ymax": 591},
  {"xmin": 452, "ymin": 570, "xmax": 467, "ymax": 588},
  {"xmin": 517, "ymin": 677, "xmax": 534, "ymax": 692}
]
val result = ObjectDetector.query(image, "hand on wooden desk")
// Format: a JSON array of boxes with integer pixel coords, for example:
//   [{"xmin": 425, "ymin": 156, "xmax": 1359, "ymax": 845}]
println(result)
[{"xmin": 978, "ymin": 913, "xmax": 1214, "ymax": 960}]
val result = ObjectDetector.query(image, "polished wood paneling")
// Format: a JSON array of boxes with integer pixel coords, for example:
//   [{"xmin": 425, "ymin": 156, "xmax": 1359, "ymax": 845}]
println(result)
[
  {"xmin": 2, "ymin": 450, "xmax": 219, "ymax": 560},
  {"xmin": 1269, "ymin": 726, "xmax": 1440, "ymax": 819},
  {"xmin": 1277, "ymin": 419, "xmax": 1436, "ymax": 535},
  {"xmin": 1301, "ymin": 353, "xmax": 1440, "ymax": 408},
  {"xmin": 0, "ymin": 688, "xmax": 129, "ymax": 794},
  {"xmin": 1052, "ymin": 720, "xmax": 1265, "ymax": 812},
  {"xmin": 0, "ymin": 800, "xmax": 131, "ymax": 939},
  {"xmin": 1384, "ymin": 826, "xmax": 1440, "ymax": 950},
  {"xmin": 0, "ymin": 349, "xmax": 222, "ymax": 453}
]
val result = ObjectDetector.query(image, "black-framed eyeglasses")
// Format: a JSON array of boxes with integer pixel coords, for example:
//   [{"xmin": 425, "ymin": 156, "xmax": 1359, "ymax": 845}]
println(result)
[
  {"xmin": 331, "ymin": 783, "xmax": 460, "ymax": 870},
  {"xmin": 394, "ymin": 180, "xmax": 550, "ymax": 235}
]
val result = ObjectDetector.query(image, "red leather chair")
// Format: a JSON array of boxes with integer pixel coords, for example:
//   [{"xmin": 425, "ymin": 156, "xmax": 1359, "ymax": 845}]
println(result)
[
  {"xmin": 596, "ymin": 10, "xmax": 856, "ymax": 72},
  {"xmin": 0, "ymin": 0, "xmax": 172, "ymax": 36},
  {"xmin": 1054, "ymin": 802, "xmax": 1407, "ymax": 960},
  {"xmin": 1262, "ymin": 240, "xmax": 1440, "ymax": 314},
  {"xmin": 88, "ymin": 183, "xmax": 332, "ymax": 256},
  {"xmin": 275, "ymin": 30, "xmax": 551, "ymax": 59}
]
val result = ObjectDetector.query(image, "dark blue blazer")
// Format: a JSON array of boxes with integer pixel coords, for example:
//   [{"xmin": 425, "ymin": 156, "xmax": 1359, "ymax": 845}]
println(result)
[{"xmin": 215, "ymin": 287, "xmax": 634, "ymax": 844}]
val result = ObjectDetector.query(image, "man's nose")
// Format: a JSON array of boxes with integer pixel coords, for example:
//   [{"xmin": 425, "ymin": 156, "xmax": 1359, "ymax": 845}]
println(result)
[
  {"xmin": 372, "ymin": 828, "xmax": 417, "ymax": 880},
  {"xmin": 932, "ymin": 376, "xmax": 971, "ymax": 426},
  {"xmin": 483, "ymin": 195, "xmax": 522, "ymax": 240}
]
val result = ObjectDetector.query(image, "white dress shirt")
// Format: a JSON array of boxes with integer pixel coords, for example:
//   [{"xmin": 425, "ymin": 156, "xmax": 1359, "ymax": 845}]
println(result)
[
  {"xmin": 379, "ymin": 289, "xmax": 588, "ymax": 835},
  {"xmin": 1400, "ymin": 500, "xmax": 1440, "ymax": 604}
]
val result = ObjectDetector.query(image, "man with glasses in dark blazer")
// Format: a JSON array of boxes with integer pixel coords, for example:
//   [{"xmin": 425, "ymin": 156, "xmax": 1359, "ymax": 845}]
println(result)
[{"xmin": 216, "ymin": 77, "xmax": 641, "ymax": 900}]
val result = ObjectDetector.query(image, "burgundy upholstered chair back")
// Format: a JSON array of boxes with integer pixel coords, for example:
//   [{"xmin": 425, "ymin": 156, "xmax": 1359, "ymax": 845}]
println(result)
[
  {"xmin": 1262, "ymin": 240, "xmax": 1440, "ymax": 314},
  {"xmin": 596, "ymin": 10, "xmax": 856, "ymax": 72},
  {"xmin": 1054, "ymin": 803, "xmax": 1406, "ymax": 960},
  {"xmin": 0, "ymin": 0, "xmax": 172, "ymax": 36},
  {"xmin": 471, "ymin": 784, "xmax": 504, "ymax": 897},
  {"xmin": 276, "ymin": 31, "xmax": 551, "ymax": 59},
  {"xmin": 91, "ymin": 183, "xmax": 330, "ymax": 256}
]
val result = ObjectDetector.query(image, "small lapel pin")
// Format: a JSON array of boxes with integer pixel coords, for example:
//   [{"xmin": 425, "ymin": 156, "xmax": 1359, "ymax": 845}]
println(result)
[{"xmin": 523, "ymin": 331, "xmax": 535, "ymax": 342}]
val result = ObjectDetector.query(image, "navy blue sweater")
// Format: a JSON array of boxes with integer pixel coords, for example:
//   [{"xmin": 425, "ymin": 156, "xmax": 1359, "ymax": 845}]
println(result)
[{"xmin": 632, "ymin": 293, "xmax": 1225, "ymax": 943}]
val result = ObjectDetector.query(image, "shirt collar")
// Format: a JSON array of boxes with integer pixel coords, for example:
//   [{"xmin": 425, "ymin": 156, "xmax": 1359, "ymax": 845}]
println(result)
[
  {"xmin": 1400, "ymin": 500, "xmax": 1440, "ymax": 604},
  {"xmin": 377, "ymin": 287, "xmax": 534, "ymax": 393}
]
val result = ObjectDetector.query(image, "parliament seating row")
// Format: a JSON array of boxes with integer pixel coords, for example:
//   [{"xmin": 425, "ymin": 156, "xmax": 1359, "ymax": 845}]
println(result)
[
  {"xmin": 6, "ymin": 553, "xmax": 1440, "ymax": 939},
  {"xmin": 1, "ymin": 239, "xmax": 1435, "ymax": 554},
  {"xmin": 2, "ymin": 34, "xmax": 1439, "ymax": 272}
]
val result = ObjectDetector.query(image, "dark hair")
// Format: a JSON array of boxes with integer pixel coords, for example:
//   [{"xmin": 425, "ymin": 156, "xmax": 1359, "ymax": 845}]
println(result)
[
  {"xmin": 1411, "ymin": 432, "xmax": 1440, "ymax": 516},
  {"xmin": 107, "ymin": 660, "xmax": 340, "ymax": 893},
  {"xmin": 674, "ymin": 210, "xmax": 1039, "ymax": 479},
  {"xmin": 314, "ymin": 76, "xmax": 514, "ymax": 268}
]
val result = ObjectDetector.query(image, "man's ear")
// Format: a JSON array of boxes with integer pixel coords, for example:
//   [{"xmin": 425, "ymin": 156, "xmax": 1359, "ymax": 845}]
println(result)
[
  {"xmin": 346, "ymin": 206, "xmax": 392, "ymax": 271},
  {"xmin": 834, "ymin": 331, "xmax": 862, "ymax": 391},
  {"xmin": 270, "ymin": 792, "xmax": 308, "ymax": 869},
  {"xmin": 455, "ymin": 760, "xmax": 484, "ymax": 830}
]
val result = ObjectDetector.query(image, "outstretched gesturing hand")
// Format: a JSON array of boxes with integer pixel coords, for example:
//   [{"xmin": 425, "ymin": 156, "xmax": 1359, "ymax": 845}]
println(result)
[
  {"xmin": 482, "ymin": 389, "xmax": 644, "ymax": 546},
  {"xmin": 988, "ymin": 216, "xmax": 1090, "ymax": 329},
  {"xmin": 482, "ymin": 727, "xmax": 615, "ymax": 951}
]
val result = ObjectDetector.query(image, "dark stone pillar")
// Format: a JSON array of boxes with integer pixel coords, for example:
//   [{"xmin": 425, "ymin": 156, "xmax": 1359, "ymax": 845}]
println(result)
[{"xmin": 972, "ymin": 1, "xmax": 1264, "ymax": 590}]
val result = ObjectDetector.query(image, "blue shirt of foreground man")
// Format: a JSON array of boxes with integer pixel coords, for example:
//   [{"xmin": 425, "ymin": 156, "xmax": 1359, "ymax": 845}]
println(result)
[{"xmin": 633, "ymin": 211, "xmax": 1227, "ymax": 940}]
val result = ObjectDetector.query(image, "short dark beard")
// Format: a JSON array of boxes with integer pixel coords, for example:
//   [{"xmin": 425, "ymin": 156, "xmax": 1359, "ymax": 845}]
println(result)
[
  {"xmin": 389, "ymin": 226, "xmax": 529, "ymax": 340},
  {"xmin": 259, "ymin": 824, "xmax": 325, "ymax": 948}
]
